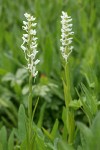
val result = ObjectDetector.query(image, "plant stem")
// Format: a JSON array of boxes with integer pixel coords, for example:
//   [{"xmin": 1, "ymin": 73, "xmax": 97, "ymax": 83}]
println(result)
[
  {"xmin": 64, "ymin": 64, "xmax": 72, "ymax": 107},
  {"xmin": 28, "ymin": 72, "xmax": 33, "ymax": 150},
  {"xmin": 63, "ymin": 63, "xmax": 75, "ymax": 144},
  {"xmin": 28, "ymin": 72, "xmax": 33, "ymax": 120}
]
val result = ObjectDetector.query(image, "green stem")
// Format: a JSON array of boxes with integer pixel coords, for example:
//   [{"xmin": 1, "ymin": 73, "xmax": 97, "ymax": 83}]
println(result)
[
  {"xmin": 64, "ymin": 63, "xmax": 72, "ymax": 107},
  {"xmin": 63, "ymin": 63, "xmax": 75, "ymax": 144},
  {"xmin": 28, "ymin": 72, "xmax": 33, "ymax": 150},
  {"xmin": 28, "ymin": 72, "xmax": 33, "ymax": 120}
]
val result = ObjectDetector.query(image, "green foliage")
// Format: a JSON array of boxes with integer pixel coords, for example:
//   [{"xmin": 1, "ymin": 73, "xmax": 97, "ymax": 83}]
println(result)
[
  {"xmin": 76, "ymin": 83, "xmax": 98, "ymax": 124},
  {"xmin": 0, "ymin": 127, "xmax": 14, "ymax": 150},
  {"xmin": 18, "ymin": 104, "xmax": 26, "ymax": 143},
  {"xmin": 58, "ymin": 140, "xmax": 74, "ymax": 150},
  {"xmin": 0, "ymin": 126, "xmax": 7, "ymax": 150},
  {"xmin": 77, "ymin": 111, "xmax": 100, "ymax": 150},
  {"xmin": 8, "ymin": 130, "xmax": 14, "ymax": 150}
]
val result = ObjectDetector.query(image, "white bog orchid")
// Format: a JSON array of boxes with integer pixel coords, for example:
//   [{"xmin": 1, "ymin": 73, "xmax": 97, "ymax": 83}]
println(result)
[
  {"xmin": 60, "ymin": 11, "xmax": 74, "ymax": 63},
  {"xmin": 21, "ymin": 13, "xmax": 40, "ymax": 78}
]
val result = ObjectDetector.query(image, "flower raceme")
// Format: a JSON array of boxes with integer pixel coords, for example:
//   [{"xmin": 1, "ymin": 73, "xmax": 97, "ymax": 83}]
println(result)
[
  {"xmin": 21, "ymin": 11, "xmax": 73, "ymax": 77},
  {"xmin": 60, "ymin": 11, "xmax": 74, "ymax": 63},
  {"xmin": 21, "ymin": 13, "xmax": 40, "ymax": 78}
]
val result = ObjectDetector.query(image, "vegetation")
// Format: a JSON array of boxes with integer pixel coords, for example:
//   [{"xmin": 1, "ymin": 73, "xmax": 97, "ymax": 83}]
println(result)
[{"xmin": 0, "ymin": 0, "xmax": 100, "ymax": 149}]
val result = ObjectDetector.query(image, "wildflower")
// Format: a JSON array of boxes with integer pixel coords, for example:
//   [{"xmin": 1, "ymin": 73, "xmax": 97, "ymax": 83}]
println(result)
[
  {"xmin": 21, "ymin": 13, "xmax": 40, "ymax": 77},
  {"xmin": 60, "ymin": 11, "xmax": 74, "ymax": 62}
]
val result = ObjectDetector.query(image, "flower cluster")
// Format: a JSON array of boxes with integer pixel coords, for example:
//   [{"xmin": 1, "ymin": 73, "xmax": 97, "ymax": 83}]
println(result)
[
  {"xmin": 21, "ymin": 13, "xmax": 40, "ymax": 77},
  {"xmin": 60, "ymin": 11, "xmax": 74, "ymax": 63}
]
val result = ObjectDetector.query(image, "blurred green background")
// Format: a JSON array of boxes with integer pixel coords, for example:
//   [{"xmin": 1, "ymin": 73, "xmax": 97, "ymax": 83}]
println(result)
[{"xmin": 0, "ymin": 0, "xmax": 100, "ymax": 132}]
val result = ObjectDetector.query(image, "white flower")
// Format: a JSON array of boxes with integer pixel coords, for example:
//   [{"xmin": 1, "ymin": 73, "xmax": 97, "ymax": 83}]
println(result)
[
  {"xmin": 21, "ymin": 13, "xmax": 40, "ymax": 78},
  {"xmin": 21, "ymin": 45, "xmax": 27, "ymax": 52},
  {"xmin": 24, "ymin": 13, "xmax": 30, "ymax": 18},
  {"xmin": 34, "ymin": 59, "xmax": 40, "ymax": 65},
  {"xmin": 60, "ymin": 11, "xmax": 74, "ymax": 63},
  {"xmin": 30, "ymin": 29, "xmax": 36, "ymax": 35},
  {"xmin": 32, "ymin": 23, "xmax": 37, "ymax": 27}
]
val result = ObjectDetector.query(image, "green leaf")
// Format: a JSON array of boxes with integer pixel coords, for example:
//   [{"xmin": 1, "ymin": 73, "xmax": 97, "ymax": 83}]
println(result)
[
  {"xmin": 77, "ymin": 112, "xmax": 100, "ymax": 150},
  {"xmin": 35, "ymin": 135, "xmax": 47, "ymax": 150},
  {"xmin": 37, "ymin": 102, "xmax": 46, "ymax": 128},
  {"xmin": 0, "ymin": 98, "xmax": 9, "ymax": 107},
  {"xmin": 8, "ymin": 130, "xmax": 14, "ymax": 150},
  {"xmin": 76, "ymin": 87, "xmax": 93, "ymax": 124},
  {"xmin": 62, "ymin": 107, "xmax": 67, "ymax": 140},
  {"xmin": 51, "ymin": 119, "xmax": 59, "ymax": 140},
  {"xmin": 69, "ymin": 100, "xmax": 82, "ymax": 110},
  {"xmin": 0, "ymin": 143, "xmax": 3, "ymax": 150},
  {"xmin": 20, "ymin": 138, "xmax": 27, "ymax": 150},
  {"xmin": 77, "ymin": 122, "xmax": 93, "ymax": 150},
  {"xmin": 0, "ymin": 68, "xmax": 7, "ymax": 75},
  {"xmin": 91, "ymin": 111, "xmax": 100, "ymax": 149},
  {"xmin": 58, "ymin": 140, "xmax": 74, "ymax": 150},
  {"xmin": 81, "ymin": 83, "xmax": 97, "ymax": 115},
  {"xmin": 42, "ymin": 128, "xmax": 53, "ymax": 141},
  {"xmin": 32, "ymin": 98, "xmax": 39, "ymax": 121},
  {"xmin": 18, "ymin": 104, "xmax": 27, "ymax": 142},
  {"xmin": 4, "ymin": 109, "xmax": 17, "ymax": 126},
  {"xmin": 77, "ymin": 146, "xmax": 83, "ymax": 150},
  {"xmin": 2, "ymin": 73, "xmax": 15, "ymax": 82},
  {"xmin": 0, "ymin": 126, "xmax": 7, "ymax": 150}
]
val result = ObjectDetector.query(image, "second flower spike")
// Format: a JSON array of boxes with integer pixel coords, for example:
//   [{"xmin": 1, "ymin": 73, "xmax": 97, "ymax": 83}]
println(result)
[
  {"xmin": 60, "ymin": 11, "xmax": 74, "ymax": 63},
  {"xmin": 21, "ymin": 13, "xmax": 40, "ymax": 78}
]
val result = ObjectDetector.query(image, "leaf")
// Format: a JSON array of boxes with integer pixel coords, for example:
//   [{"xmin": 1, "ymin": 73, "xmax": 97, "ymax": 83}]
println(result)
[
  {"xmin": 32, "ymin": 98, "xmax": 39, "ymax": 121},
  {"xmin": 91, "ymin": 111, "xmax": 100, "ymax": 149},
  {"xmin": 42, "ymin": 128, "xmax": 53, "ymax": 141},
  {"xmin": 0, "ymin": 143, "xmax": 3, "ymax": 150},
  {"xmin": 77, "ymin": 112, "xmax": 100, "ymax": 150},
  {"xmin": 76, "ymin": 87, "xmax": 93, "ymax": 124},
  {"xmin": 18, "ymin": 104, "xmax": 27, "ymax": 142},
  {"xmin": 2, "ymin": 73, "xmax": 15, "ymax": 82},
  {"xmin": 69, "ymin": 100, "xmax": 82, "ymax": 110},
  {"xmin": 37, "ymin": 102, "xmax": 46, "ymax": 128},
  {"xmin": 0, "ymin": 98, "xmax": 9, "ymax": 107},
  {"xmin": 0, "ymin": 126, "xmax": 7, "ymax": 150},
  {"xmin": 35, "ymin": 135, "xmax": 47, "ymax": 150},
  {"xmin": 62, "ymin": 107, "xmax": 68, "ymax": 140},
  {"xmin": 77, "ymin": 146, "xmax": 83, "ymax": 150},
  {"xmin": 77, "ymin": 122, "xmax": 93, "ymax": 150},
  {"xmin": 4, "ymin": 109, "xmax": 17, "ymax": 126},
  {"xmin": 81, "ymin": 83, "xmax": 97, "ymax": 115},
  {"xmin": 0, "ymin": 68, "xmax": 7, "ymax": 75},
  {"xmin": 8, "ymin": 130, "xmax": 14, "ymax": 150},
  {"xmin": 51, "ymin": 119, "xmax": 59, "ymax": 140},
  {"xmin": 58, "ymin": 140, "xmax": 74, "ymax": 150},
  {"xmin": 20, "ymin": 138, "xmax": 27, "ymax": 150}
]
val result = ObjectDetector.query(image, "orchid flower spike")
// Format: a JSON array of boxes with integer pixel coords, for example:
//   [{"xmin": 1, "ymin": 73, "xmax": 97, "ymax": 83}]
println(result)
[
  {"xmin": 21, "ymin": 13, "xmax": 40, "ymax": 78},
  {"xmin": 60, "ymin": 11, "xmax": 74, "ymax": 63}
]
